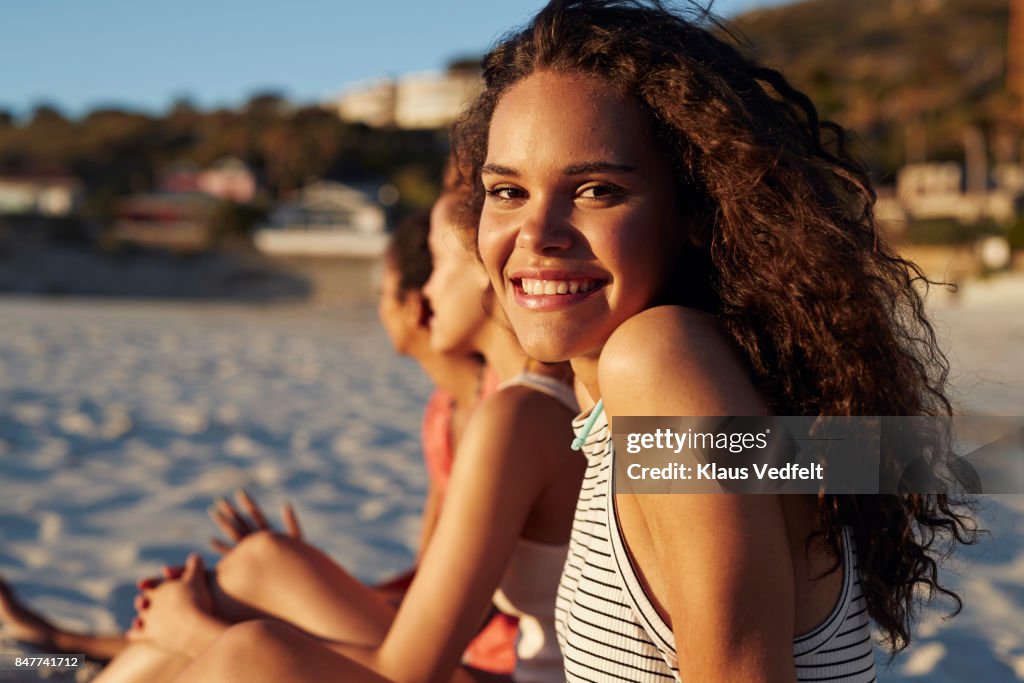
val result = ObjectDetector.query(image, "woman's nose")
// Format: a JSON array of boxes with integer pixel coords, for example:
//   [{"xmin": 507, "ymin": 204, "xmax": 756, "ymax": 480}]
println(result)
[{"xmin": 515, "ymin": 199, "xmax": 573, "ymax": 253}]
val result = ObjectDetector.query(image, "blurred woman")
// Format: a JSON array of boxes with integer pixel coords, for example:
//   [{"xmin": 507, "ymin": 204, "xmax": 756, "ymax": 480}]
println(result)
[
  {"xmin": 100, "ymin": 186, "xmax": 585, "ymax": 683},
  {"xmin": 0, "ymin": 210, "xmax": 516, "ymax": 676}
]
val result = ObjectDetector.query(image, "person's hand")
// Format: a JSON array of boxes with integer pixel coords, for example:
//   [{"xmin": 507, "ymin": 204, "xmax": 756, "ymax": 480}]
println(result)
[
  {"xmin": 208, "ymin": 489, "xmax": 303, "ymax": 554},
  {"xmin": 128, "ymin": 553, "xmax": 222, "ymax": 656},
  {"xmin": 135, "ymin": 563, "xmax": 185, "ymax": 591}
]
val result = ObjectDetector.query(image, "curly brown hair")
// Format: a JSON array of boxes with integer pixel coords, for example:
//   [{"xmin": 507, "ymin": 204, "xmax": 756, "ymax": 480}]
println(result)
[
  {"xmin": 450, "ymin": 0, "xmax": 978, "ymax": 653},
  {"xmin": 386, "ymin": 209, "xmax": 433, "ymax": 295}
]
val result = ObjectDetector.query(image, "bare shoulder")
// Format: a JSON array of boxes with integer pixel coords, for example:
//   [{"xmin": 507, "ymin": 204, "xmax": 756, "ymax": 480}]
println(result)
[
  {"xmin": 608, "ymin": 304, "xmax": 723, "ymax": 343},
  {"xmin": 472, "ymin": 384, "xmax": 575, "ymax": 436},
  {"xmin": 598, "ymin": 305, "xmax": 766, "ymax": 416},
  {"xmin": 457, "ymin": 383, "xmax": 576, "ymax": 473}
]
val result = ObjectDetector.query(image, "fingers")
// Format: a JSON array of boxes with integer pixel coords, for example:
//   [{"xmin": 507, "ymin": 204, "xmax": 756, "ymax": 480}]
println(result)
[
  {"xmin": 236, "ymin": 489, "xmax": 270, "ymax": 530},
  {"xmin": 182, "ymin": 553, "xmax": 205, "ymax": 583},
  {"xmin": 131, "ymin": 590, "xmax": 149, "ymax": 639},
  {"xmin": 210, "ymin": 497, "xmax": 253, "ymax": 542},
  {"xmin": 209, "ymin": 536, "xmax": 233, "ymax": 555},
  {"xmin": 136, "ymin": 564, "xmax": 183, "ymax": 590},
  {"xmin": 210, "ymin": 490, "xmax": 299, "ymax": 548},
  {"xmin": 184, "ymin": 553, "xmax": 212, "ymax": 608},
  {"xmin": 207, "ymin": 506, "xmax": 241, "ymax": 544},
  {"xmin": 136, "ymin": 576, "xmax": 160, "ymax": 590},
  {"xmin": 162, "ymin": 565, "xmax": 184, "ymax": 580},
  {"xmin": 281, "ymin": 502, "xmax": 303, "ymax": 540}
]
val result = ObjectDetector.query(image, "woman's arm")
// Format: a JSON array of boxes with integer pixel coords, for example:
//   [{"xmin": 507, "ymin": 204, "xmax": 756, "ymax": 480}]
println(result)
[
  {"xmin": 629, "ymin": 493, "xmax": 797, "ymax": 682},
  {"xmin": 600, "ymin": 305, "xmax": 798, "ymax": 683},
  {"xmin": 331, "ymin": 388, "xmax": 575, "ymax": 683},
  {"xmin": 416, "ymin": 482, "xmax": 444, "ymax": 562}
]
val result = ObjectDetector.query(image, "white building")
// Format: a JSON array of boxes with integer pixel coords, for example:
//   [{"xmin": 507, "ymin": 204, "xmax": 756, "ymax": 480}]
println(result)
[
  {"xmin": 254, "ymin": 181, "xmax": 388, "ymax": 257},
  {"xmin": 334, "ymin": 79, "xmax": 397, "ymax": 128},
  {"xmin": 0, "ymin": 172, "xmax": 83, "ymax": 216},
  {"xmin": 994, "ymin": 163, "xmax": 1024, "ymax": 194},
  {"xmin": 331, "ymin": 70, "xmax": 482, "ymax": 130},
  {"xmin": 895, "ymin": 162, "xmax": 1021, "ymax": 224}
]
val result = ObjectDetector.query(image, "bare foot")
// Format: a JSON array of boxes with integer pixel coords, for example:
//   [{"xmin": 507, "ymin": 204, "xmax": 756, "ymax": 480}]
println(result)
[{"xmin": 0, "ymin": 576, "xmax": 57, "ymax": 648}]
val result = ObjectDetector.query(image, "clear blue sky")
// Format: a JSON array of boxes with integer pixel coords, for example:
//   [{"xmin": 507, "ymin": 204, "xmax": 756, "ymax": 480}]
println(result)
[{"xmin": 0, "ymin": 0, "xmax": 792, "ymax": 118}]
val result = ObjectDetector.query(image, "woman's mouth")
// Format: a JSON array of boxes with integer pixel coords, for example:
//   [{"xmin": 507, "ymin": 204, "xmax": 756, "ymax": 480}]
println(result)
[
  {"xmin": 511, "ymin": 277, "xmax": 606, "ymax": 310},
  {"xmin": 519, "ymin": 278, "xmax": 601, "ymax": 295}
]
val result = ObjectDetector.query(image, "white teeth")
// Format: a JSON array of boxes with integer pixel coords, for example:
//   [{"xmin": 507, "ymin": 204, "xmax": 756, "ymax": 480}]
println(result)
[{"xmin": 520, "ymin": 278, "xmax": 599, "ymax": 296}]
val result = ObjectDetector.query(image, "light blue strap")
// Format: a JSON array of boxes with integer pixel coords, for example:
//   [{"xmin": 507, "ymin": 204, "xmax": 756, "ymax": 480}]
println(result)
[{"xmin": 571, "ymin": 399, "xmax": 604, "ymax": 451}]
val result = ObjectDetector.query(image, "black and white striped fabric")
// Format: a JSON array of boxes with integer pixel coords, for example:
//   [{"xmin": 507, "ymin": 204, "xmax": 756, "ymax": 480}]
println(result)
[{"xmin": 555, "ymin": 409, "xmax": 877, "ymax": 682}]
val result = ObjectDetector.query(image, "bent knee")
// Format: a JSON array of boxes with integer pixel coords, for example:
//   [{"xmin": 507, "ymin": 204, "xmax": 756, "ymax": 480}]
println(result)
[
  {"xmin": 183, "ymin": 620, "xmax": 302, "ymax": 681},
  {"xmin": 216, "ymin": 620, "xmax": 310, "ymax": 664},
  {"xmin": 236, "ymin": 529, "xmax": 305, "ymax": 560},
  {"xmin": 217, "ymin": 530, "xmax": 304, "ymax": 585},
  {"xmin": 221, "ymin": 619, "xmax": 297, "ymax": 648}
]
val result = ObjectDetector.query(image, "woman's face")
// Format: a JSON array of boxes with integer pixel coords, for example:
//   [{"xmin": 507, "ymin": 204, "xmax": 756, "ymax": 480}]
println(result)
[
  {"xmin": 478, "ymin": 70, "xmax": 683, "ymax": 364},
  {"xmin": 376, "ymin": 257, "xmax": 418, "ymax": 356},
  {"xmin": 423, "ymin": 193, "xmax": 492, "ymax": 354}
]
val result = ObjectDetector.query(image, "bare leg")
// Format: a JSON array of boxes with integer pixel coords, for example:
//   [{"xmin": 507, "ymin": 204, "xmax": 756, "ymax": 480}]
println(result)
[
  {"xmin": 173, "ymin": 621, "xmax": 508, "ymax": 683},
  {"xmin": 172, "ymin": 620, "xmax": 390, "ymax": 683},
  {"xmin": 9, "ymin": 531, "xmax": 401, "ymax": 682},
  {"xmin": 96, "ymin": 531, "xmax": 400, "ymax": 683},
  {"xmin": 0, "ymin": 577, "xmax": 126, "ymax": 661},
  {"xmin": 91, "ymin": 642, "xmax": 191, "ymax": 683},
  {"xmin": 210, "ymin": 530, "xmax": 396, "ymax": 645}
]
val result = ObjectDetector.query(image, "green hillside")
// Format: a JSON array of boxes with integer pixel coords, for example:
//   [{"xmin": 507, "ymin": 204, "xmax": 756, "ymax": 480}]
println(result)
[{"xmin": 728, "ymin": 0, "xmax": 1013, "ymax": 179}]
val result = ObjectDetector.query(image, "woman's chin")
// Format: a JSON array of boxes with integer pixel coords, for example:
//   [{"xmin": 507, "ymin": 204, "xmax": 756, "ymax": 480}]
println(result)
[{"xmin": 519, "ymin": 332, "xmax": 581, "ymax": 365}]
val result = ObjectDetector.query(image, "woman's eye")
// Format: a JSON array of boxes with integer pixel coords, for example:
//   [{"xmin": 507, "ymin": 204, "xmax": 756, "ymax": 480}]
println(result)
[
  {"xmin": 577, "ymin": 184, "xmax": 624, "ymax": 200},
  {"xmin": 485, "ymin": 186, "xmax": 525, "ymax": 201}
]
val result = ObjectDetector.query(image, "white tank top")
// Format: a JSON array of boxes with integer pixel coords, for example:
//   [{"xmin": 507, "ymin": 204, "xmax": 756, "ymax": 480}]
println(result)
[
  {"xmin": 494, "ymin": 371, "xmax": 578, "ymax": 683},
  {"xmin": 556, "ymin": 406, "xmax": 877, "ymax": 682}
]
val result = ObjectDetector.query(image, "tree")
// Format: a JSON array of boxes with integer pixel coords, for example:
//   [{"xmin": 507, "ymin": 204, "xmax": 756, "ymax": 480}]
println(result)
[
  {"xmin": 30, "ymin": 103, "xmax": 69, "ymax": 127},
  {"xmin": 244, "ymin": 92, "xmax": 289, "ymax": 119},
  {"xmin": 168, "ymin": 96, "xmax": 200, "ymax": 120},
  {"xmin": 446, "ymin": 55, "xmax": 483, "ymax": 75}
]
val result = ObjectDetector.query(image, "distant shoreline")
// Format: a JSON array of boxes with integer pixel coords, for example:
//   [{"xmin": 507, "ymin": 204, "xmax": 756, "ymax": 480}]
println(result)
[{"xmin": 0, "ymin": 241, "xmax": 383, "ymax": 305}]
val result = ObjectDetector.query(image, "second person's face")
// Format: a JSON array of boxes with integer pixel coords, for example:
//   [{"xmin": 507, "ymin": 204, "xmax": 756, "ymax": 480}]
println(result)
[
  {"xmin": 478, "ymin": 70, "xmax": 684, "ymax": 366},
  {"xmin": 377, "ymin": 257, "xmax": 415, "ymax": 355},
  {"xmin": 423, "ymin": 193, "xmax": 492, "ymax": 355}
]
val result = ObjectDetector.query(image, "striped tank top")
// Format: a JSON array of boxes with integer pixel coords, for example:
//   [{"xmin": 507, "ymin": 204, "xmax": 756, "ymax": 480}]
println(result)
[{"xmin": 555, "ymin": 407, "xmax": 877, "ymax": 682}]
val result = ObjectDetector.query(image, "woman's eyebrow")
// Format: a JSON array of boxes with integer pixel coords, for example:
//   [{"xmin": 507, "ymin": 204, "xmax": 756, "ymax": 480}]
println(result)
[
  {"xmin": 481, "ymin": 163, "xmax": 519, "ymax": 176},
  {"xmin": 481, "ymin": 161, "xmax": 638, "ymax": 176},
  {"xmin": 564, "ymin": 162, "xmax": 637, "ymax": 175}
]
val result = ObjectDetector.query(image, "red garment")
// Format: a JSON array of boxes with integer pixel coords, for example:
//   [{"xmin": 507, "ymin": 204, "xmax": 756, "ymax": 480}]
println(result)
[
  {"xmin": 421, "ymin": 366, "xmax": 502, "ymax": 498},
  {"xmin": 421, "ymin": 389, "xmax": 456, "ymax": 498},
  {"xmin": 463, "ymin": 612, "xmax": 519, "ymax": 673},
  {"xmin": 420, "ymin": 367, "xmax": 517, "ymax": 673}
]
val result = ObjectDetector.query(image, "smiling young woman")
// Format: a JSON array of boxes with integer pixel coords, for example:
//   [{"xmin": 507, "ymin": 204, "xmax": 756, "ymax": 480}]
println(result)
[{"xmin": 449, "ymin": 1, "xmax": 978, "ymax": 681}]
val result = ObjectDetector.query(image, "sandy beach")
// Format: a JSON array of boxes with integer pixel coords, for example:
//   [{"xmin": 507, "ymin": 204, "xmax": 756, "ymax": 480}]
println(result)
[{"xmin": 0, "ymin": 272, "xmax": 1021, "ymax": 681}]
